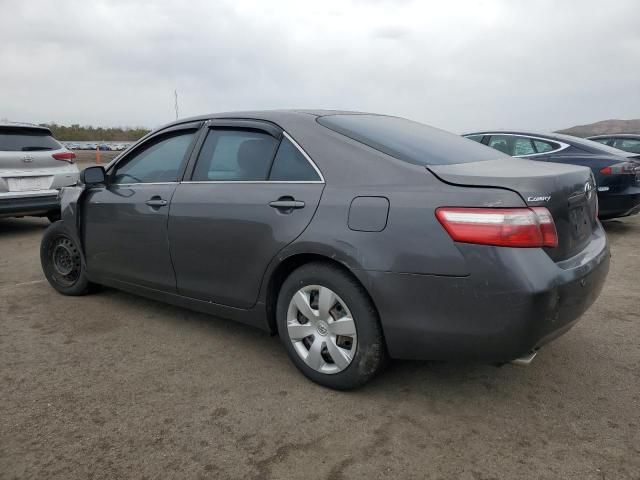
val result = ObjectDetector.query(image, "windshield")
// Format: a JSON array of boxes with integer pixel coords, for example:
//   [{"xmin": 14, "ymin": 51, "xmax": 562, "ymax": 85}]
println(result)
[
  {"xmin": 0, "ymin": 128, "xmax": 60, "ymax": 152},
  {"xmin": 317, "ymin": 114, "xmax": 506, "ymax": 166}
]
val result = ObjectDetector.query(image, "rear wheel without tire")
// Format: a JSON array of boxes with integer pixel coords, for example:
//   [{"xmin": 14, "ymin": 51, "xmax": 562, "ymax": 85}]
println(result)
[
  {"xmin": 40, "ymin": 221, "xmax": 95, "ymax": 296},
  {"xmin": 276, "ymin": 262, "xmax": 386, "ymax": 390}
]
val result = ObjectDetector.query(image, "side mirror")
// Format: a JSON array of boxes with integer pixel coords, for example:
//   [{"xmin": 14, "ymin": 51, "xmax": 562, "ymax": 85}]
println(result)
[{"xmin": 81, "ymin": 166, "xmax": 106, "ymax": 186}]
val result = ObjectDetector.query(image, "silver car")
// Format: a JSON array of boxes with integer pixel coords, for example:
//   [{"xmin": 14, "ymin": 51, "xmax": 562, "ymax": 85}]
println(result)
[{"xmin": 0, "ymin": 123, "xmax": 80, "ymax": 221}]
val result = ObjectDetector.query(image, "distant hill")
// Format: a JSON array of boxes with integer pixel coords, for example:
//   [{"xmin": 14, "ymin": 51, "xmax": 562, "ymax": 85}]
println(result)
[{"xmin": 556, "ymin": 119, "xmax": 640, "ymax": 138}]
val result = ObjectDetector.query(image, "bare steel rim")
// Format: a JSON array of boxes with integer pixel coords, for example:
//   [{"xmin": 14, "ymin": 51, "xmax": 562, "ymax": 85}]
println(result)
[
  {"xmin": 286, "ymin": 285, "xmax": 357, "ymax": 374},
  {"xmin": 50, "ymin": 236, "xmax": 81, "ymax": 287}
]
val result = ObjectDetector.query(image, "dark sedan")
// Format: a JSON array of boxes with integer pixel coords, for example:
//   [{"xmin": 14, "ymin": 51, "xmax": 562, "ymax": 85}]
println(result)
[
  {"xmin": 588, "ymin": 134, "xmax": 640, "ymax": 154},
  {"xmin": 465, "ymin": 131, "xmax": 640, "ymax": 219},
  {"xmin": 41, "ymin": 111, "xmax": 609, "ymax": 389}
]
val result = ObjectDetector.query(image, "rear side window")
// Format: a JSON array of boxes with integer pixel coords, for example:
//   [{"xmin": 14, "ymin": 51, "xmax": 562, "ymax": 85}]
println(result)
[
  {"xmin": 192, "ymin": 129, "xmax": 278, "ymax": 181},
  {"xmin": 269, "ymin": 137, "xmax": 320, "ymax": 181},
  {"xmin": 317, "ymin": 114, "xmax": 504, "ymax": 166},
  {"xmin": 533, "ymin": 139, "xmax": 556, "ymax": 153},
  {"xmin": 0, "ymin": 128, "xmax": 60, "ymax": 151},
  {"xmin": 112, "ymin": 131, "xmax": 195, "ymax": 184},
  {"xmin": 465, "ymin": 135, "xmax": 484, "ymax": 143}
]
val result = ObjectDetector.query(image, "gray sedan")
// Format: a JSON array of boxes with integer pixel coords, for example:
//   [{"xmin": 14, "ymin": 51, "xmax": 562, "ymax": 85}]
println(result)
[{"xmin": 40, "ymin": 111, "xmax": 609, "ymax": 389}]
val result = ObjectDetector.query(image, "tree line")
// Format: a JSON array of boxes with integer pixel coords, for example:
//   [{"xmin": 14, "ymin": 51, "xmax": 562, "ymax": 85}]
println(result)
[{"xmin": 39, "ymin": 123, "xmax": 151, "ymax": 141}]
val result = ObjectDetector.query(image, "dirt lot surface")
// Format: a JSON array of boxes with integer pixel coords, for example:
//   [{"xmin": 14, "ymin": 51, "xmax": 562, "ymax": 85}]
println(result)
[{"xmin": 1, "ymin": 216, "xmax": 639, "ymax": 479}]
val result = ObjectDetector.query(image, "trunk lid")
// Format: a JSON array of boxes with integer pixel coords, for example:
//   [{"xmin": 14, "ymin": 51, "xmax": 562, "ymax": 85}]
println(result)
[{"xmin": 428, "ymin": 158, "xmax": 598, "ymax": 261}]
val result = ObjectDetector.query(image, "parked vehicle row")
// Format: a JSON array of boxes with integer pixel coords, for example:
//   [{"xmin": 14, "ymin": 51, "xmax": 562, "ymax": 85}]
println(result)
[
  {"xmin": 40, "ymin": 111, "xmax": 611, "ymax": 389},
  {"xmin": 464, "ymin": 131, "xmax": 640, "ymax": 219},
  {"xmin": 1, "ymin": 123, "xmax": 79, "ymax": 221},
  {"xmin": 65, "ymin": 143, "xmax": 129, "ymax": 151}
]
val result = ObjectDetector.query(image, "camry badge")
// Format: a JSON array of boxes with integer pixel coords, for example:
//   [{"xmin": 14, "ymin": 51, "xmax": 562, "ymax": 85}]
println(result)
[{"xmin": 527, "ymin": 195, "xmax": 551, "ymax": 202}]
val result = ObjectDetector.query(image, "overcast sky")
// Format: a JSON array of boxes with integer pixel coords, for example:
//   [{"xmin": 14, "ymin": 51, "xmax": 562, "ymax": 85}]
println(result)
[{"xmin": 0, "ymin": 0, "xmax": 638, "ymax": 133}]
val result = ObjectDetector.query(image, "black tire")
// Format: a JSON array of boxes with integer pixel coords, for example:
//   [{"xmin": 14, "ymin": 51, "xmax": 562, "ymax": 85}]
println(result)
[
  {"xmin": 276, "ymin": 262, "xmax": 387, "ymax": 390},
  {"xmin": 46, "ymin": 210, "xmax": 61, "ymax": 223},
  {"xmin": 40, "ymin": 221, "xmax": 95, "ymax": 296}
]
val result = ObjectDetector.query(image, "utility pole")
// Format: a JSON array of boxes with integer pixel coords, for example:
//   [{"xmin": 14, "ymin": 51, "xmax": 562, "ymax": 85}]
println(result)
[{"xmin": 174, "ymin": 89, "xmax": 179, "ymax": 120}]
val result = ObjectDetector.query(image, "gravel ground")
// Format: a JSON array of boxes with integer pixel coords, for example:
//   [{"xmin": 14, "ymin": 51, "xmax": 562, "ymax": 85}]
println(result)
[{"xmin": 0, "ymin": 216, "xmax": 639, "ymax": 479}]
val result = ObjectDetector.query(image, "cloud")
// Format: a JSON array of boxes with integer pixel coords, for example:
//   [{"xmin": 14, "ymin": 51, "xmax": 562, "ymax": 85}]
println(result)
[{"xmin": 0, "ymin": 0, "xmax": 638, "ymax": 132}]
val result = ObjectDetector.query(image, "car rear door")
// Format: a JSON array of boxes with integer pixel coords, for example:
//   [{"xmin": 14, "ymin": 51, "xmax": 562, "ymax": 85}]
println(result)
[
  {"xmin": 82, "ymin": 122, "xmax": 202, "ymax": 291},
  {"xmin": 168, "ymin": 120, "xmax": 324, "ymax": 309}
]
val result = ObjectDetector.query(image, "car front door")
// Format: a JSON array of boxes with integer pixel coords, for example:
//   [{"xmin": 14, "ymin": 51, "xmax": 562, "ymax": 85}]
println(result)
[
  {"xmin": 82, "ymin": 123, "xmax": 201, "ymax": 291},
  {"xmin": 168, "ymin": 120, "xmax": 324, "ymax": 309}
]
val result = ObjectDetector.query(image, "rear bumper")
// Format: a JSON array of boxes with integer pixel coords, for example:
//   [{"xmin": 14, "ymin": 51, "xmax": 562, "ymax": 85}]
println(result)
[
  {"xmin": 0, "ymin": 191, "xmax": 59, "ymax": 217},
  {"xmin": 357, "ymin": 224, "xmax": 610, "ymax": 362},
  {"xmin": 598, "ymin": 189, "xmax": 640, "ymax": 219}
]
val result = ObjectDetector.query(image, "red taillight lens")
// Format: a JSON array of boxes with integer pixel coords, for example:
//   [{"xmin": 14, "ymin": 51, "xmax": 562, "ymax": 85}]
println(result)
[
  {"xmin": 52, "ymin": 152, "xmax": 76, "ymax": 163},
  {"xmin": 600, "ymin": 162, "xmax": 637, "ymax": 175},
  {"xmin": 435, "ymin": 207, "xmax": 558, "ymax": 248}
]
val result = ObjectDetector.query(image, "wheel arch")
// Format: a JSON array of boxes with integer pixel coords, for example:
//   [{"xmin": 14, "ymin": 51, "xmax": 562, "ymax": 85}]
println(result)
[{"xmin": 264, "ymin": 253, "xmax": 379, "ymax": 335}]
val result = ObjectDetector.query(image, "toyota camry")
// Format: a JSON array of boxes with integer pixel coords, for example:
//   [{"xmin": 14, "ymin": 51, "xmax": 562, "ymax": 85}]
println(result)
[{"xmin": 40, "ymin": 111, "xmax": 610, "ymax": 389}]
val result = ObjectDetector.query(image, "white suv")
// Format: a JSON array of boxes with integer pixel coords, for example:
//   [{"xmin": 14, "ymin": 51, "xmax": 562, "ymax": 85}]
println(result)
[{"xmin": 0, "ymin": 123, "xmax": 80, "ymax": 221}]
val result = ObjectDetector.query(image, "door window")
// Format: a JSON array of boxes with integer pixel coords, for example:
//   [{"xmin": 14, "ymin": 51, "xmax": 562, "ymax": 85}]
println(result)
[
  {"xmin": 533, "ymin": 139, "xmax": 557, "ymax": 153},
  {"xmin": 488, "ymin": 135, "xmax": 536, "ymax": 156},
  {"xmin": 192, "ymin": 129, "xmax": 278, "ymax": 181},
  {"xmin": 112, "ymin": 131, "xmax": 195, "ymax": 184},
  {"xmin": 269, "ymin": 137, "xmax": 321, "ymax": 181}
]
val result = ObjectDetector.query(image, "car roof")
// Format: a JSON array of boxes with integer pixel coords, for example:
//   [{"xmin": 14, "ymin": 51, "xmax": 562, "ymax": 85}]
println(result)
[
  {"xmin": 0, "ymin": 122, "xmax": 52, "ymax": 134},
  {"xmin": 587, "ymin": 134, "xmax": 640, "ymax": 139}
]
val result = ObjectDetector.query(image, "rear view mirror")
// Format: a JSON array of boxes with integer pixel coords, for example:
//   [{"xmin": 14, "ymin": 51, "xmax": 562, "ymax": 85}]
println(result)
[{"xmin": 81, "ymin": 166, "xmax": 106, "ymax": 185}]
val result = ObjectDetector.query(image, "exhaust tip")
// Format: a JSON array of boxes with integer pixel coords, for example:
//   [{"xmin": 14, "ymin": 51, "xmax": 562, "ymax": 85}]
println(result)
[{"xmin": 511, "ymin": 350, "xmax": 537, "ymax": 366}]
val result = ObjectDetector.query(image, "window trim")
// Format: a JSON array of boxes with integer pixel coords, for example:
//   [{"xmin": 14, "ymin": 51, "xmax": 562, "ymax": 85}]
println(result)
[
  {"xmin": 477, "ymin": 133, "xmax": 570, "ymax": 158},
  {"xmin": 182, "ymin": 130, "xmax": 324, "ymax": 185}
]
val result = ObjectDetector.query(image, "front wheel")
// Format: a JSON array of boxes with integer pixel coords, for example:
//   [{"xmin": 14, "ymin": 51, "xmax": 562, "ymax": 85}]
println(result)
[
  {"xmin": 276, "ymin": 262, "xmax": 387, "ymax": 390},
  {"xmin": 40, "ymin": 221, "xmax": 95, "ymax": 296}
]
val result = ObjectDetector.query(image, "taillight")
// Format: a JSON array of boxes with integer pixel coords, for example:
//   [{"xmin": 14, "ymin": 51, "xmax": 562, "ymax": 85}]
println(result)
[
  {"xmin": 600, "ymin": 162, "xmax": 637, "ymax": 175},
  {"xmin": 435, "ymin": 207, "xmax": 558, "ymax": 248},
  {"xmin": 52, "ymin": 152, "xmax": 76, "ymax": 163}
]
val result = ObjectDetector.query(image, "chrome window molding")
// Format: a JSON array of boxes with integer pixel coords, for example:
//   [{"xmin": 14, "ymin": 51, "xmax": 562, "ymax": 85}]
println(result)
[
  {"xmin": 180, "ymin": 180, "xmax": 324, "ymax": 185},
  {"xmin": 110, "ymin": 181, "xmax": 179, "ymax": 187},
  {"xmin": 281, "ymin": 131, "xmax": 325, "ymax": 183},
  {"xmin": 468, "ymin": 133, "xmax": 571, "ymax": 158}
]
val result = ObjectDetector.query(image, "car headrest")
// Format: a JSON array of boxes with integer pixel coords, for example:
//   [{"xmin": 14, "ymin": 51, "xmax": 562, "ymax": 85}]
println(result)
[{"xmin": 237, "ymin": 139, "xmax": 272, "ymax": 180}]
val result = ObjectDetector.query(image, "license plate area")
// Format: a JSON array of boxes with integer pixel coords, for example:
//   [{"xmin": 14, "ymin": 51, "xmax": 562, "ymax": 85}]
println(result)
[
  {"xmin": 569, "ymin": 206, "xmax": 589, "ymax": 241},
  {"xmin": 7, "ymin": 176, "xmax": 53, "ymax": 192}
]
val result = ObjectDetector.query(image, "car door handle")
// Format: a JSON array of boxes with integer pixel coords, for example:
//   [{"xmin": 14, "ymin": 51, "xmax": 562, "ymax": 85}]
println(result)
[
  {"xmin": 145, "ymin": 198, "xmax": 168, "ymax": 207},
  {"xmin": 269, "ymin": 199, "xmax": 305, "ymax": 210}
]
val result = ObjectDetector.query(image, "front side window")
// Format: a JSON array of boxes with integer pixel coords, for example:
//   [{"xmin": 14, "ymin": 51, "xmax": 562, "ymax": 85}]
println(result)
[
  {"xmin": 591, "ymin": 137, "xmax": 612, "ymax": 146},
  {"xmin": 112, "ymin": 131, "xmax": 195, "ymax": 184},
  {"xmin": 269, "ymin": 137, "xmax": 321, "ymax": 181},
  {"xmin": 465, "ymin": 135, "xmax": 484, "ymax": 143},
  {"xmin": 192, "ymin": 129, "xmax": 278, "ymax": 181}
]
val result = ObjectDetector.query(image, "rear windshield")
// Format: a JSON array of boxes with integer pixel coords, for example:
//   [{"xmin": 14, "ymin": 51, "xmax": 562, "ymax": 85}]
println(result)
[
  {"xmin": 0, "ymin": 128, "xmax": 60, "ymax": 151},
  {"xmin": 316, "ymin": 114, "xmax": 506, "ymax": 165}
]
